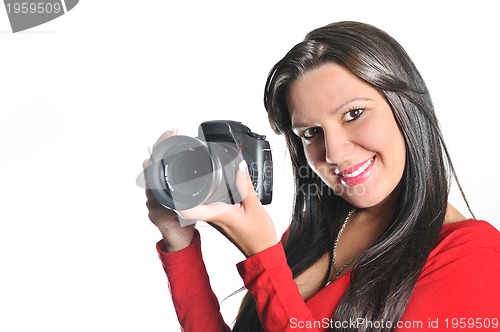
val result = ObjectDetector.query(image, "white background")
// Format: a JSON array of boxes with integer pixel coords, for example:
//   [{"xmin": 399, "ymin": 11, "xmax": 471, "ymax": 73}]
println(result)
[{"xmin": 1, "ymin": 1, "xmax": 498, "ymax": 331}]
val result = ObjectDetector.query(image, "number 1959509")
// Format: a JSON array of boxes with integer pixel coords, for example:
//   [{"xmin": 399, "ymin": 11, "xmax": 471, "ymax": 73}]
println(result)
[{"xmin": 6, "ymin": 2, "xmax": 62, "ymax": 14}]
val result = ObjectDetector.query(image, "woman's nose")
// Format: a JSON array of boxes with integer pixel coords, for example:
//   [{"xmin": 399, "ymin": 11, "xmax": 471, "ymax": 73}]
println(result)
[{"xmin": 324, "ymin": 131, "xmax": 355, "ymax": 165}]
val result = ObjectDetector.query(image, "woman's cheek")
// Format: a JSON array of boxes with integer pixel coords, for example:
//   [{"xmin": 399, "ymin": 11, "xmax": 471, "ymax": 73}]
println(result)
[
  {"xmin": 306, "ymin": 138, "xmax": 327, "ymax": 158},
  {"xmin": 304, "ymin": 147, "xmax": 323, "ymax": 171}
]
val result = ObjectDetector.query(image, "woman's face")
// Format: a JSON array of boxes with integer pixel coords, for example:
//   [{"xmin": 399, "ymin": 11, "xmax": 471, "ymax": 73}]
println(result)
[{"xmin": 286, "ymin": 63, "xmax": 406, "ymax": 209}]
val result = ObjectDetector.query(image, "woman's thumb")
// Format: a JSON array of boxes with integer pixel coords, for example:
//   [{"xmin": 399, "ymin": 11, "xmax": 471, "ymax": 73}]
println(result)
[{"xmin": 236, "ymin": 160, "xmax": 257, "ymax": 205}]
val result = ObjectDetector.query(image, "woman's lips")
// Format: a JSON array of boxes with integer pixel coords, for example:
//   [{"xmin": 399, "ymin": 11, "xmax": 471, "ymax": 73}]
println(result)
[{"xmin": 337, "ymin": 156, "xmax": 375, "ymax": 186}]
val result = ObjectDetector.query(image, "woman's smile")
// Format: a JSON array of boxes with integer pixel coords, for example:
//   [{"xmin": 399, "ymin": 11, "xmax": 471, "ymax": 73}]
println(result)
[{"xmin": 336, "ymin": 156, "xmax": 376, "ymax": 186}]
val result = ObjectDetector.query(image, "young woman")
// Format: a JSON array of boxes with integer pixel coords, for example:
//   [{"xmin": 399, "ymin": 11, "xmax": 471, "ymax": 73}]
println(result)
[{"xmin": 144, "ymin": 21, "xmax": 500, "ymax": 331}]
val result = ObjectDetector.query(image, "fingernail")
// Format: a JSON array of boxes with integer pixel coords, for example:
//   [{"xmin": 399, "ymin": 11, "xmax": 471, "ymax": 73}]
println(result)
[{"xmin": 238, "ymin": 160, "xmax": 248, "ymax": 175}]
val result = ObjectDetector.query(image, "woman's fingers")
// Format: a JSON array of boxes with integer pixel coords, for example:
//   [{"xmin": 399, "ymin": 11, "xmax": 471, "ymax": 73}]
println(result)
[
  {"xmin": 177, "ymin": 160, "xmax": 256, "ymax": 223},
  {"xmin": 176, "ymin": 159, "xmax": 276, "ymax": 257},
  {"xmin": 177, "ymin": 201, "xmax": 236, "ymax": 223},
  {"xmin": 153, "ymin": 128, "xmax": 178, "ymax": 149}
]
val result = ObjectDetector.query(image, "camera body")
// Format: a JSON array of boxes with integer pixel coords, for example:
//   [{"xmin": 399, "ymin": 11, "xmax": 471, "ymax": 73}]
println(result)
[{"xmin": 146, "ymin": 120, "xmax": 272, "ymax": 210}]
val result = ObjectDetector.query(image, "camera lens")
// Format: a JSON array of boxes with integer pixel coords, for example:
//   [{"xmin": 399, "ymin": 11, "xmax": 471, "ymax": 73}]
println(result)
[
  {"xmin": 165, "ymin": 144, "xmax": 214, "ymax": 203},
  {"xmin": 146, "ymin": 136, "xmax": 215, "ymax": 209},
  {"xmin": 146, "ymin": 136, "xmax": 242, "ymax": 210}
]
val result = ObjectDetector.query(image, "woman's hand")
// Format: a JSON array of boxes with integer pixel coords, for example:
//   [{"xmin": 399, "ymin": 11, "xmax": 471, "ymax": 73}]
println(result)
[
  {"xmin": 177, "ymin": 160, "xmax": 278, "ymax": 258},
  {"xmin": 143, "ymin": 129, "xmax": 195, "ymax": 253}
]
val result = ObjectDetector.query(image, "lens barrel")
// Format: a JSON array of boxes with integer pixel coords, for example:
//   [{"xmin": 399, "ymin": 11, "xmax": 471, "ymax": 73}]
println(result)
[{"xmin": 146, "ymin": 135, "xmax": 242, "ymax": 210}]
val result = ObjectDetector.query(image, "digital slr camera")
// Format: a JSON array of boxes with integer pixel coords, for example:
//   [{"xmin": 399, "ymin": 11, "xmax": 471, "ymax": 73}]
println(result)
[{"xmin": 146, "ymin": 120, "xmax": 273, "ymax": 210}]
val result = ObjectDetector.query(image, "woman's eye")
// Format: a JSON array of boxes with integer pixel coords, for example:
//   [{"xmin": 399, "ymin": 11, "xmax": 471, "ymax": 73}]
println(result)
[
  {"xmin": 343, "ymin": 108, "xmax": 365, "ymax": 122},
  {"xmin": 301, "ymin": 127, "xmax": 321, "ymax": 140}
]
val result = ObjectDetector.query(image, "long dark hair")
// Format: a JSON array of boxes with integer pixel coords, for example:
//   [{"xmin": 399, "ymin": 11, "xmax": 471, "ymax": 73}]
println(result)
[{"xmin": 233, "ymin": 21, "xmax": 471, "ymax": 331}]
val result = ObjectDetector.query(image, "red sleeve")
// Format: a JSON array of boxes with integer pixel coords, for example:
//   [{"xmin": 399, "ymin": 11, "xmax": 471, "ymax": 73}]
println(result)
[
  {"xmin": 237, "ymin": 241, "xmax": 322, "ymax": 331},
  {"xmin": 399, "ymin": 220, "xmax": 500, "ymax": 331},
  {"xmin": 157, "ymin": 231, "xmax": 231, "ymax": 332}
]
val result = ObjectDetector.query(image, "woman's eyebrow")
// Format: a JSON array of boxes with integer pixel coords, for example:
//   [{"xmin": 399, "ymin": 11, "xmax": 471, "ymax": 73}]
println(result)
[
  {"xmin": 334, "ymin": 97, "xmax": 372, "ymax": 112},
  {"xmin": 291, "ymin": 97, "xmax": 372, "ymax": 130}
]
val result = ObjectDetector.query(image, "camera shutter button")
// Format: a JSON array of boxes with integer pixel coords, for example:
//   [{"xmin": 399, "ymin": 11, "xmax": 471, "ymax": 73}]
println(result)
[{"xmin": 248, "ymin": 131, "xmax": 266, "ymax": 140}]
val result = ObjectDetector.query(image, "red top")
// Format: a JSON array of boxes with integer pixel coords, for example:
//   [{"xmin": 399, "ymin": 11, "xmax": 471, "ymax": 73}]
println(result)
[{"xmin": 157, "ymin": 219, "xmax": 500, "ymax": 331}]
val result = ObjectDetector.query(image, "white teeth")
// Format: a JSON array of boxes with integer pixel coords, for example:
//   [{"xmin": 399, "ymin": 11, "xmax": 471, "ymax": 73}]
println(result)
[{"xmin": 342, "ymin": 158, "xmax": 373, "ymax": 178}]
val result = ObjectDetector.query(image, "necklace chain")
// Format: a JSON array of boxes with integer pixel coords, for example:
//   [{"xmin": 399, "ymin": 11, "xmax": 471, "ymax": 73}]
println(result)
[{"xmin": 330, "ymin": 208, "xmax": 357, "ymax": 283}]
